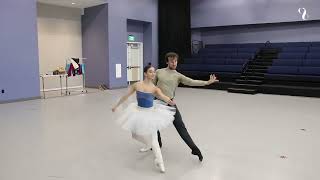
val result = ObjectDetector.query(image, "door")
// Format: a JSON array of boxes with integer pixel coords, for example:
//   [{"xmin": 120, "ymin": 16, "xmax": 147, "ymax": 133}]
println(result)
[{"xmin": 127, "ymin": 42, "xmax": 143, "ymax": 83}]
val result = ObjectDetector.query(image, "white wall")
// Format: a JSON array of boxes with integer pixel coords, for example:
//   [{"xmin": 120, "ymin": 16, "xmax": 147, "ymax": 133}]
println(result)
[{"xmin": 37, "ymin": 3, "xmax": 83, "ymax": 91}]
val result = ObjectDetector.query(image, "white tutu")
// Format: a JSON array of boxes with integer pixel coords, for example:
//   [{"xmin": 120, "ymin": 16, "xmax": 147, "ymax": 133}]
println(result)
[{"xmin": 115, "ymin": 100, "xmax": 176, "ymax": 135}]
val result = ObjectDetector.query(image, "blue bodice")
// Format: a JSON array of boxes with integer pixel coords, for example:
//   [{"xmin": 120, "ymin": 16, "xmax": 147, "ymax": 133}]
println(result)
[{"xmin": 136, "ymin": 91, "xmax": 154, "ymax": 108}]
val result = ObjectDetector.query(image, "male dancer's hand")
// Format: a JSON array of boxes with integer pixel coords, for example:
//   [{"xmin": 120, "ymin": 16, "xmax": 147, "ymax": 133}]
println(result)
[
  {"xmin": 207, "ymin": 74, "xmax": 219, "ymax": 85},
  {"xmin": 167, "ymin": 99, "xmax": 176, "ymax": 106}
]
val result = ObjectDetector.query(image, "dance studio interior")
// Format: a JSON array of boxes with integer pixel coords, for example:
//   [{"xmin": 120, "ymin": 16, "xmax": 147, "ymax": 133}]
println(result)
[{"xmin": 1, "ymin": 0, "xmax": 320, "ymax": 179}]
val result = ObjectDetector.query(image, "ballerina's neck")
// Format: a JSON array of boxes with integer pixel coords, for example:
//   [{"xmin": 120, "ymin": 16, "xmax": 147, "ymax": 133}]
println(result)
[{"xmin": 142, "ymin": 79, "xmax": 154, "ymax": 85}]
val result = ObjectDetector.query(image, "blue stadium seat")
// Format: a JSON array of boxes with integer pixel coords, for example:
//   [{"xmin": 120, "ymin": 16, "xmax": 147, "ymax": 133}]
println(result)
[
  {"xmin": 198, "ymin": 48, "xmax": 211, "ymax": 54},
  {"xmin": 191, "ymin": 53, "xmax": 201, "ymax": 58},
  {"xmin": 306, "ymin": 53, "xmax": 320, "ymax": 59},
  {"xmin": 199, "ymin": 48, "xmax": 221, "ymax": 54},
  {"xmin": 237, "ymin": 43, "xmax": 265, "ymax": 48},
  {"xmin": 281, "ymin": 47, "xmax": 309, "ymax": 52},
  {"xmin": 226, "ymin": 59, "xmax": 248, "ymax": 65},
  {"xmin": 183, "ymin": 64, "xmax": 198, "ymax": 71},
  {"xmin": 298, "ymin": 67, "xmax": 320, "ymax": 76},
  {"xmin": 178, "ymin": 64, "xmax": 243, "ymax": 73},
  {"xmin": 206, "ymin": 53, "xmax": 228, "ymax": 58},
  {"xmin": 211, "ymin": 65, "xmax": 243, "ymax": 73},
  {"xmin": 266, "ymin": 43, "xmax": 287, "ymax": 48},
  {"xmin": 303, "ymin": 59, "xmax": 320, "ymax": 67},
  {"xmin": 204, "ymin": 44, "xmax": 219, "ymax": 48},
  {"xmin": 233, "ymin": 53, "xmax": 255, "ymax": 59},
  {"xmin": 278, "ymin": 53, "xmax": 306, "ymax": 59},
  {"xmin": 225, "ymin": 53, "xmax": 238, "ymax": 58},
  {"xmin": 203, "ymin": 58, "xmax": 226, "ymax": 64},
  {"xmin": 284, "ymin": 42, "xmax": 311, "ymax": 47},
  {"xmin": 309, "ymin": 47, "xmax": 320, "ymax": 52},
  {"xmin": 205, "ymin": 44, "xmax": 238, "ymax": 48},
  {"xmin": 237, "ymin": 47, "xmax": 259, "ymax": 53},
  {"xmin": 178, "ymin": 64, "xmax": 208, "ymax": 71},
  {"xmin": 212, "ymin": 48, "xmax": 237, "ymax": 52},
  {"xmin": 272, "ymin": 59, "xmax": 302, "ymax": 66},
  {"xmin": 183, "ymin": 58, "xmax": 203, "ymax": 64},
  {"xmin": 311, "ymin": 42, "xmax": 320, "ymax": 47},
  {"xmin": 268, "ymin": 66, "xmax": 299, "ymax": 74},
  {"xmin": 204, "ymin": 49, "xmax": 237, "ymax": 53},
  {"xmin": 276, "ymin": 58, "xmax": 302, "ymax": 61}
]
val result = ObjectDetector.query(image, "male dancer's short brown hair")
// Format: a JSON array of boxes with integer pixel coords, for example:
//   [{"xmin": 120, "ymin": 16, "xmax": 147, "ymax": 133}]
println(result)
[{"xmin": 165, "ymin": 52, "xmax": 179, "ymax": 62}]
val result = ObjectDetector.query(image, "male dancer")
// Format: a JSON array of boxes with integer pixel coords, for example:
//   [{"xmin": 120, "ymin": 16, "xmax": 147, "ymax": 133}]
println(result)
[{"xmin": 154, "ymin": 52, "xmax": 219, "ymax": 161}]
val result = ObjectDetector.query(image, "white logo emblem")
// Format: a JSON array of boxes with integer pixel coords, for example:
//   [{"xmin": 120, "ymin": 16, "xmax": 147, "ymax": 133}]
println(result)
[{"xmin": 298, "ymin": 8, "xmax": 309, "ymax": 20}]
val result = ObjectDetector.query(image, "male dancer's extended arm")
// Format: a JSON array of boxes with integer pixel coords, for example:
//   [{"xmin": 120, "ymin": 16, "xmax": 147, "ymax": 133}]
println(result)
[
  {"xmin": 154, "ymin": 88, "xmax": 175, "ymax": 106},
  {"xmin": 179, "ymin": 74, "xmax": 218, "ymax": 86}
]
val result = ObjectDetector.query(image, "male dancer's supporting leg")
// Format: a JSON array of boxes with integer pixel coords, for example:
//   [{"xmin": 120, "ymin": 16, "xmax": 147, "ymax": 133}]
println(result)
[{"xmin": 158, "ymin": 105, "xmax": 203, "ymax": 161}]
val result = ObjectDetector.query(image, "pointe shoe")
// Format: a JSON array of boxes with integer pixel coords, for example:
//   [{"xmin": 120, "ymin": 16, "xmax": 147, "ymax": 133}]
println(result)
[
  {"xmin": 139, "ymin": 147, "xmax": 151, "ymax": 153},
  {"xmin": 154, "ymin": 159, "xmax": 165, "ymax": 173}
]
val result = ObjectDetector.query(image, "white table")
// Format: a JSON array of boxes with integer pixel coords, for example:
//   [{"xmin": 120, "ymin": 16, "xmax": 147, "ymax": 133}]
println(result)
[{"xmin": 40, "ymin": 74, "xmax": 67, "ymax": 99}]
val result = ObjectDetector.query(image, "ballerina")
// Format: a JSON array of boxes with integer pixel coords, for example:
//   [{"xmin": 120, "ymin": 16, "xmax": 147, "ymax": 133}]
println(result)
[{"xmin": 112, "ymin": 64, "xmax": 176, "ymax": 173}]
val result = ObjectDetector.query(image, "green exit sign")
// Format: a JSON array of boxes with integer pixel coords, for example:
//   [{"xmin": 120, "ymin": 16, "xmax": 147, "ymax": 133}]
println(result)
[{"xmin": 128, "ymin": 35, "xmax": 135, "ymax": 41}]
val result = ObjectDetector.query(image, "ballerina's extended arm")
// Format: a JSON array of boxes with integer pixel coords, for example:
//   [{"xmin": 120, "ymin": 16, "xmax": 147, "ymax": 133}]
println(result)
[{"xmin": 112, "ymin": 84, "xmax": 136, "ymax": 112}]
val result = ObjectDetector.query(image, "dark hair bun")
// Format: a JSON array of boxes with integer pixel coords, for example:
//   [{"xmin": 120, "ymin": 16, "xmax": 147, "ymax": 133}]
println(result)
[{"xmin": 143, "ymin": 63, "xmax": 153, "ymax": 73}]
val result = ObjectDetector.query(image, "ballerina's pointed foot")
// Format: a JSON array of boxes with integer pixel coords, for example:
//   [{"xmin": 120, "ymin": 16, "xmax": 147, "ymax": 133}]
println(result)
[{"xmin": 154, "ymin": 158, "xmax": 165, "ymax": 173}]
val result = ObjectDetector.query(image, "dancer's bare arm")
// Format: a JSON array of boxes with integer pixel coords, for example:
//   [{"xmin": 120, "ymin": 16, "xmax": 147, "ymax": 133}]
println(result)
[
  {"xmin": 179, "ymin": 74, "xmax": 219, "ymax": 86},
  {"xmin": 112, "ymin": 84, "xmax": 136, "ymax": 112},
  {"xmin": 154, "ymin": 87, "xmax": 175, "ymax": 106}
]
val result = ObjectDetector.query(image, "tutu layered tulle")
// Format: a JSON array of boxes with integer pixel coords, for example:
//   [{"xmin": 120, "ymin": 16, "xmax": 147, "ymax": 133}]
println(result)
[{"xmin": 115, "ymin": 100, "xmax": 176, "ymax": 135}]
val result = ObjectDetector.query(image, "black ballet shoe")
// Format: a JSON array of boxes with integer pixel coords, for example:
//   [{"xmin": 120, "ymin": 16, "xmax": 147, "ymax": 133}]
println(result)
[
  {"xmin": 158, "ymin": 139, "xmax": 162, "ymax": 148},
  {"xmin": 191, "ymin": 148, "xmax": 203, "ymax": 162}
]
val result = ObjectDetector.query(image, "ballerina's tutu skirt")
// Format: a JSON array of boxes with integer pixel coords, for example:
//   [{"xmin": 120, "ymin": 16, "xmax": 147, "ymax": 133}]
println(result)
[{"xmin": 115, "ymin": 91, "xmax": 176, "ymax": 135}]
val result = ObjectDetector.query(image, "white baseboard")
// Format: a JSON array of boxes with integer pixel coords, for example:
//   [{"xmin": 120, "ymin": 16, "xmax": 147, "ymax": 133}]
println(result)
[{"xmin": 40, "ymin": 86, "xmax": 83, "ymax": 92}]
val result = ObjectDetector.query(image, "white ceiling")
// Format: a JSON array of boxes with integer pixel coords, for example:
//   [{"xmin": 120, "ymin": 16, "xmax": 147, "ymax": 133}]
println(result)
[{"xmin": 37, "ymin": 0, "xmax": 107, "ymax": 8}]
